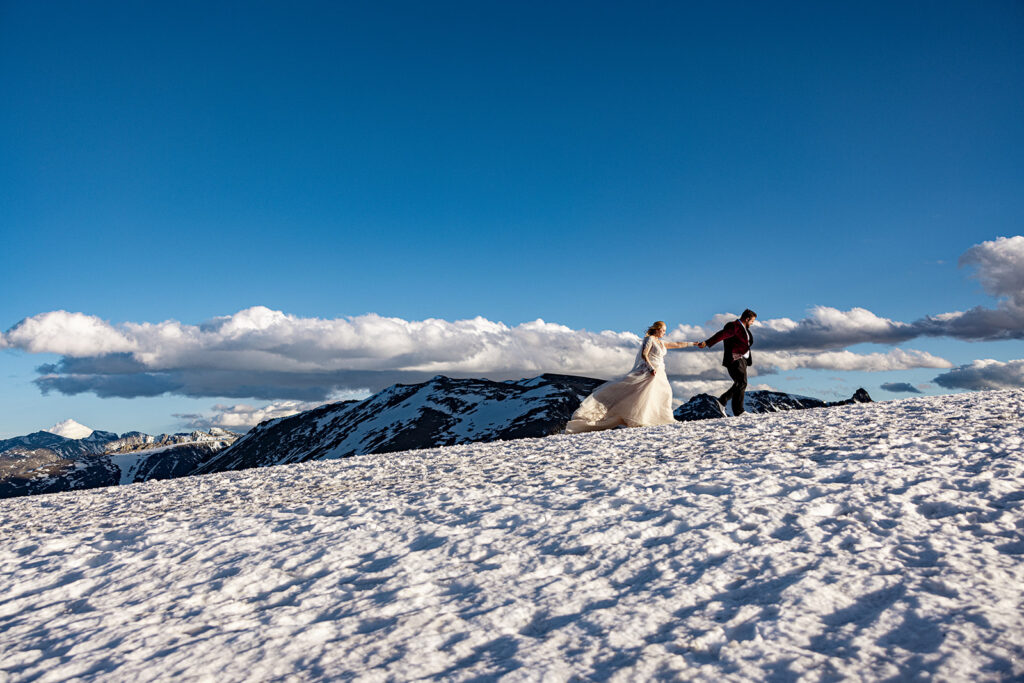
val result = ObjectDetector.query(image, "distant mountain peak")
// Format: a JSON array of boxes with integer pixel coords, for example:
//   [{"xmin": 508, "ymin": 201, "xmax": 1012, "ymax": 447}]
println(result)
[{"xmin": 44, "ymin": 419, "xmax": 94, "ymax": 439}]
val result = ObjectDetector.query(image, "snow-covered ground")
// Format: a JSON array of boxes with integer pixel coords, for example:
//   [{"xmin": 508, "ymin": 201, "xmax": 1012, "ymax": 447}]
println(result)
[{"xmin": 1, "ymin": 390, "xmax": 1022, "ymax": 681}]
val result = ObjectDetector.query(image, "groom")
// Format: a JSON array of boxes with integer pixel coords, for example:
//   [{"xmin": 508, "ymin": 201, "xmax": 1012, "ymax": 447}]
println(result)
[{"xmin": 698, "ymin": 309, "xmax": 757, "ymax": 416}]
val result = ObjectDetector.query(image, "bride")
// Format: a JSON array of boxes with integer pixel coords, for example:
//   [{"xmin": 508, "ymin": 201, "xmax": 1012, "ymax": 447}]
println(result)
[{"xmin": 565, "ymin": 321, "xmax": 697, "ymax": 433}]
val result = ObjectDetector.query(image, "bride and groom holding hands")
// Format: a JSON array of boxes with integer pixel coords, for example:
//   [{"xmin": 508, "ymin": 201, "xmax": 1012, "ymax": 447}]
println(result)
[{"xmin": 565, "ymin": 309, "xmax": 757, "ymax": 434}]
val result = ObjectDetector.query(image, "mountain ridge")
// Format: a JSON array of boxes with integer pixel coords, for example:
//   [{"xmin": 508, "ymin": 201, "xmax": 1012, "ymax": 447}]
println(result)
[
  {"xmin": 196, "ymin": 373, "xmax": 604, "ymax": 474},
  {"xmin": 0, "ymin": 428, "xmax": 240, "ymax": 499},
  {"xmin": 2, "ymin": 375, "xmax": 872, "ymax": 498}
]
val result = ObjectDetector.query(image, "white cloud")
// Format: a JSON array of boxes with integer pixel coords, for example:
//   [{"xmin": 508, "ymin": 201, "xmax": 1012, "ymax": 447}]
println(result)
[
  {"xmin": 210, "ymin": 401, "xmax": 329, "ymax": 429},
  {"xmin": 669, "ymin": 306, "xmax": 923, "ymax": 353},
  {"xmin": 754, "ymin": 306, "xmax": 916, "ymax": 350},
  {"xmin": 175, "ymin": 400, "xmax": 339, "ymax": 431},
  {"xmin": 757, "ymin": 348, "xmax": 952, "ymax": 373},
  {"xmin": 204, "ymin": 387, "xmax": 374, "ymax": 429},
  {"xmin": 4, "ymin": 307, "xmax": 646, "ymax": 399},
  {"xmin": 664, "ymin": 347, "xmax": 951, "ymax": 381},
  {"xmin": 960, "ymin": 236, "xmax": 1024, "ymax": 307},
  {"xmin": 4, "ymin": 311, "xmax": 136, "ymax": 356},
  {"xmin": 933, "ymin": 359, "xmax": 1024, "ymax": 391}
]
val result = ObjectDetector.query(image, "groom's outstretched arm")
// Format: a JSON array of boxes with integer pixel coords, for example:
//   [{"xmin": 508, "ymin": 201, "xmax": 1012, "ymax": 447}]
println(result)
[{"xmin": 704, "ymin": 323, "xmax": 737, "ymax": 348}]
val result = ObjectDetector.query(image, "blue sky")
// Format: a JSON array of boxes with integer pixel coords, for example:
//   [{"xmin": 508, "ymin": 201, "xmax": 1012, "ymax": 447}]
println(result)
[{"xmin": 2, "ymin": 1, "xmax": 1022, "ymax": 437}]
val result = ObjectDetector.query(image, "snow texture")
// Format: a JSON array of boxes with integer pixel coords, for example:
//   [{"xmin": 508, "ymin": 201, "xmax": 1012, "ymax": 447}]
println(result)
[{"xmin": 1, "ymin": 390, "xmax": 1022, "ymax": 681}]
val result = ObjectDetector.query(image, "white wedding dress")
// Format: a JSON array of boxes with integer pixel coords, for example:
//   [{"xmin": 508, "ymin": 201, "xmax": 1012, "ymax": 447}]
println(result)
[{"xmin": 565, "ymin": 335, "xmax": 676, "ymax": 433}]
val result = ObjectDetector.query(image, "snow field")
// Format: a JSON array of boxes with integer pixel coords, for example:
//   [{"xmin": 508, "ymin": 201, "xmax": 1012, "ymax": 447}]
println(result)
[{"xmin": 1, "ymin": 390, "xmax": 1022, "ymax": 681}]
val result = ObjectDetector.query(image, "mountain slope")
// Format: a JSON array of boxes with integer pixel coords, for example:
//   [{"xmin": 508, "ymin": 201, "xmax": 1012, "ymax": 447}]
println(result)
[
  {"xmin": 198, "ymin": 373, "xmax": 603, "ymax": 473},
  {"xmin": 1, "ymin": 390, "xmax": 1021, "ymax": 681}
]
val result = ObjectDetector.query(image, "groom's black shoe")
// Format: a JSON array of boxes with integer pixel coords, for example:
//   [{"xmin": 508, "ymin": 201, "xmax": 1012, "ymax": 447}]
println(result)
[{"xmin": 714, "ymin": 397, "xmax": 728, "ymax": 417}]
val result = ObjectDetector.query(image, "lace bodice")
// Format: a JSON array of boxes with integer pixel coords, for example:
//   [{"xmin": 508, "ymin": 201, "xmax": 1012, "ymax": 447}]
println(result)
[{"xmin": 632, "ymin": 336, "xmax": 666, "ymax": 373}]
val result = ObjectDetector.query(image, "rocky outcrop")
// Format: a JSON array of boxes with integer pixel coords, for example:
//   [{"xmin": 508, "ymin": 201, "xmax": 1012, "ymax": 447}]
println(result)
[{"xmin": 674, "ymin": 388, "xmax": 873, "ymax": 421}]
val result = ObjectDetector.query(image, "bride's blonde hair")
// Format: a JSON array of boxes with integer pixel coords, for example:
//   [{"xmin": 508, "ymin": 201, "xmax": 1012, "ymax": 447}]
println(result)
[{"xmin": 646, "ymin": 321, "xmax": 666, "ymax": 336}]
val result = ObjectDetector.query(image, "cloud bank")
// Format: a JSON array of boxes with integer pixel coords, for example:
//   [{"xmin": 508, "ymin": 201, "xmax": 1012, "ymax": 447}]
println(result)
[
  {"xmin": 933, "ymin": 359, "xmax": 1024, "ymax": 391},
  {"xmin": 1, "ymin": 306, "xmax": 952, "ymax": 401},
  {"xmin": 1, "ymin": 236, "xmax": 1019, "ymax": 402},
  {"xmin": 10, "ymin": 309, "xmax": 645, "ymax": 399}
]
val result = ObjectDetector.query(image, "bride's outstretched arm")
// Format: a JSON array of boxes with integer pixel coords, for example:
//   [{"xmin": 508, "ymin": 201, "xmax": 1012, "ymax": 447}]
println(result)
[{"xmin": 664, "ymin": 341, "xmax": 697, "ymax": 349}]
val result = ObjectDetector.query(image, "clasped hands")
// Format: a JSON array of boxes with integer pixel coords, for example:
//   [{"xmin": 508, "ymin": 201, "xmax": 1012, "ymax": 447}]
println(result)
[{"xmin": 651, "ymin": 341, "xmax": 708, "ymax": 375}]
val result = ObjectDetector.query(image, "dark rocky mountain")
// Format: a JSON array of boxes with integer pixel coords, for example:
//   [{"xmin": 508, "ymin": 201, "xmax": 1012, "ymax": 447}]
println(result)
[
  {"xmin": 0, "ymin": 448, "xmax": 111, "ymax": 498},
  {"xmin": 674, "ymin": 388, "xmax": 872, "ymax": 421},
  {"xmin": 197, "ymin": 373, "xmax": 604, "ymax": 474},
  {"xmin": 0, "ymin": 428, "xmax": 240, "ymax": 499}
]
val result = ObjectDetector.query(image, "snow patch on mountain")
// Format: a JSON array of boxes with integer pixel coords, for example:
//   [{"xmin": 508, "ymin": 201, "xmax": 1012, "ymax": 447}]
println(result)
[{"xmin": 43, "ymin": 419, "xmax": 93, "ymax": 439}]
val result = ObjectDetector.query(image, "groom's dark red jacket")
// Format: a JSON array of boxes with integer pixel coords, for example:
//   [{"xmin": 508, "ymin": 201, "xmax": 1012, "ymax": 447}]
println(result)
[{"xmin": 704, "ymin": 320, "xmax": 753, "ymax": 367}]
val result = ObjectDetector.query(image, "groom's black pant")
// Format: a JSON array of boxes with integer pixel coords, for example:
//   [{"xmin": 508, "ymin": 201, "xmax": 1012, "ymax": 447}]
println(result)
[{"xmin": 719, "ymin": 358, "xmax": 748, "ymax": 416}]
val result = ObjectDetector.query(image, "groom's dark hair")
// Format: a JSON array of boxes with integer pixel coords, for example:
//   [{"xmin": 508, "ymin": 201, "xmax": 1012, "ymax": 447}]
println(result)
[{"xmin": 741, "ymin": 309, "xmax": 757, "ymax": 321}]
